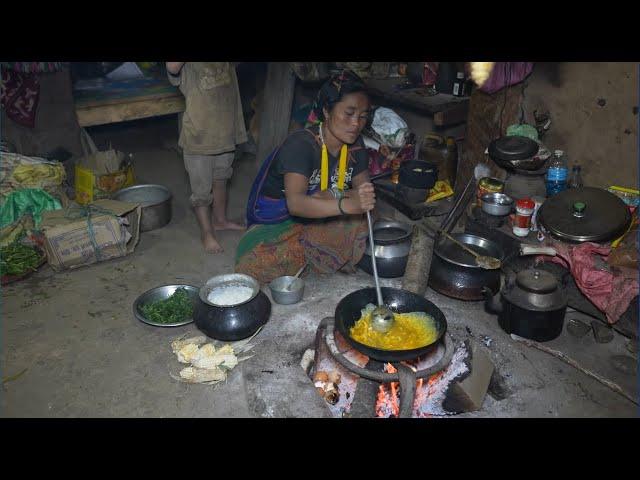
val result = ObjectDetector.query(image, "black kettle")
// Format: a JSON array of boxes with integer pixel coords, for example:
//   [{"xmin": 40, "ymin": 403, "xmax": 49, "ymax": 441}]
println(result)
[{"xmin": 483, "ymin": 268, "xmax": 568, "ymax": 342}]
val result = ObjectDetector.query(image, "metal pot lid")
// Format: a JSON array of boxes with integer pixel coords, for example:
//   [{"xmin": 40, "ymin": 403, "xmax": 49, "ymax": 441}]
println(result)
[
  {"xmin": 370, "ymin": 221, "xmax": 412, "ymax": 245},
  {"xmin": 488, "ymin": 136, "xmax": 540, "ymax": 162},
  {"xmin": 538, "ymin": 187, "xmax": 631, "ymax": 243},
  {"xmin": 434, "ymin": 233, "xmax": 504, "ymax": 268},
  {"xmin": 516, "ymin": 269, "xmax": 557, "ymax": 294}
]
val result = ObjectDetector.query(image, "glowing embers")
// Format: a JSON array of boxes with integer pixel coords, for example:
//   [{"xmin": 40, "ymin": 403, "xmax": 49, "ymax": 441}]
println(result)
[{"xmin": 375, "ymin": 341, "xmax": 469, "ymax": 418}]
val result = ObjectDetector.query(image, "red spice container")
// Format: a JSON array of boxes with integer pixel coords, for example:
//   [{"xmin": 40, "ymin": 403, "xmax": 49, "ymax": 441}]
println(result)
[{"xmin": 513, "ymin": 198, "xmax": 535, "ymax": 237}]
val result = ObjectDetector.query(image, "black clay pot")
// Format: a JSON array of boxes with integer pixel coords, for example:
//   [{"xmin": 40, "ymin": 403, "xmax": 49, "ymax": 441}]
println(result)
[
  {"xmin": 428, "ymin": 233, "xmax": 503, "ymax": 301},
  {"xmin": 429, "ymin": 254, "xmax": 500, "ymax": 301},
  {"xmin": 194, "ymin": 291, "xmax": 271, "ymax": 341}
]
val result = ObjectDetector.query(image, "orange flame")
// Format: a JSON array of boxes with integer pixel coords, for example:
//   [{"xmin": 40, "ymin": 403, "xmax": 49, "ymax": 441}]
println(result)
[
  {"xmin": 412, "ymin": 371, "xmax": 447, "ymax": 417},
  {"xmin": 375, "ymin": 366, "xmax": 449, "ymax": 418},
  {"xmin": 375, "ymin": 363, "xmax": 400, "ymax": 418}
]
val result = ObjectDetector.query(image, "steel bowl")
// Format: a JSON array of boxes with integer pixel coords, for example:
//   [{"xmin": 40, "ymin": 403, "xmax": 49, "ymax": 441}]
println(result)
[
  {"xmin": 133, "ymin": 284, "xmax": 199, "ymax": 327},
  {"xmin": 269, "ymin": 276, "xmax": 305, "ymax": 305},
  {"xmin": 481, "ymin": 192, "xmax": 514, "ymax": 216},
  {"xmin": 113, "ymin": 184, "xmax": 172, "ymax": 232}
]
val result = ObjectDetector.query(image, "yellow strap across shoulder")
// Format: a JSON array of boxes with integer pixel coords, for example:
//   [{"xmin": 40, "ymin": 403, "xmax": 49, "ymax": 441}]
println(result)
[
  {"xmin": 337, "ymin": 144, "xmax": 347, "ymax": 191},
  {"xmin": 318, "ymin": 122, "xmax": 348, "ymax": 192},
  {"xmin": 321, "ymin": 144, "xmax": 329, "ymax": 191}
]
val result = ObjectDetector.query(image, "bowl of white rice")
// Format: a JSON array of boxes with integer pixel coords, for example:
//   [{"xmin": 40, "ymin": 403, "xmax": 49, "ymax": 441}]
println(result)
[{"xmin": 199, "ymin": 273, "xmax": 260, "ymax": 307}]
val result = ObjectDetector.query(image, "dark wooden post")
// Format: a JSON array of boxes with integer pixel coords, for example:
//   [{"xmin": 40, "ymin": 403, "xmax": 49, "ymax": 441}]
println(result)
[
  {"xmin": 402, "ymin": 223, "xmax": 435, "ymax": 296},
  {"xmin": 255, "ymin": 62, "xmax": 296, "ymax": 167}
]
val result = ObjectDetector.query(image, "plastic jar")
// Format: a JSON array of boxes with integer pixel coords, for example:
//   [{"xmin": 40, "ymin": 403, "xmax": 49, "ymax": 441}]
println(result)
[
  {"xmin": 477, "ymin": 177, "xmax": 504, "ymax": 203},
  {"xmin": 513, "ymin": 198, "xmax": 535, "ymax": 237}
]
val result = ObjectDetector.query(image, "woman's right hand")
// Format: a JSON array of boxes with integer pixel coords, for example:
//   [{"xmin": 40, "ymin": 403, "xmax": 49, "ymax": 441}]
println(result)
[{"xmin": 346, "ymin": 182, "xmax": 375, "ymax": 213}]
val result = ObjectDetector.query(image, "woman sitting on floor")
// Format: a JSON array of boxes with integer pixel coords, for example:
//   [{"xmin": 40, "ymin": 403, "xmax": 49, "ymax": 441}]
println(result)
[{"xmin": 235, "ymin": 69, "xmax": 376, "ymax": 284}]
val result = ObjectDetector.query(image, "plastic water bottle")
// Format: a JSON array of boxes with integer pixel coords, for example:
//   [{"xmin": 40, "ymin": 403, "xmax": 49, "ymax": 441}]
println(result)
[
  {"xmin": 546, "ymin": 150, "xmax": 569, "ymax": 196},
  {"xmin": 569, "ymin": 165, "xmax": 584, "ymax": 189}
]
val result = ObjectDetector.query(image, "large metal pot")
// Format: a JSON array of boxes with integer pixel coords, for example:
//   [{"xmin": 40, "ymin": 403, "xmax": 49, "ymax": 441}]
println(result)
[
  {"xmin": 483, "ymin": 268, "xmax": 567, "ymax": 342},
  {"xmin": 335, "ymin": 286, "xmax": 447, "ymax": 362},
  {"xmin": 113, "ymin": 184, "xmax": 172, "ymax": 232},
  {"xmin": 194, "ymin": 274, "xmax": 271, "ymax": 341},
  {"xmin": 357, "ymin": 220, "xmax": 412, "ymax": 278},
  {"xmin": 428, "ymin": 233, "xmax": 504, "ymax": 301}
]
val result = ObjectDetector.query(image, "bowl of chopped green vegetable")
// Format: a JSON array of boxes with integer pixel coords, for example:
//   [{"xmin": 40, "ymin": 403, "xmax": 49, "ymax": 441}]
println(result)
[
  {"xmin": 1, "ymin": 242, "xmax": 47, "ymax": 285},
  {"xmin": 133, "ymin": 285, "xmax": 199, "ymax": 327}
]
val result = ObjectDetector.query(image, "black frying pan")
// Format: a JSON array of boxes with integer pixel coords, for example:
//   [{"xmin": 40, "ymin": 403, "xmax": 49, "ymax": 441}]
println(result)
[
  {"xmin": 398, "ymin": 160, "xmax": 438, "ymax": 189},
  {"xmin": 335, "ymin": 287, "xmax": 447, "ymax": 362}
]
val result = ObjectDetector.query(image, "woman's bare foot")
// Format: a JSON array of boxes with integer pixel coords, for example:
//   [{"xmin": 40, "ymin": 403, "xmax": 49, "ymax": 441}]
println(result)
[
  {"xmin": 213, "ymin": 220, "xmax": 246, "ymax": 231},
  {"xmin": 202, "ymin": 231, "xmax": 224, "ymax": 254}
]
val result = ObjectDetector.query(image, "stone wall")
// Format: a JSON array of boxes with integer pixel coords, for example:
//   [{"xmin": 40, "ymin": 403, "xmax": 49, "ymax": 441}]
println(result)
[{"xmin": 522, "ymin": 62, "xmax": 638, "ymax": 189}]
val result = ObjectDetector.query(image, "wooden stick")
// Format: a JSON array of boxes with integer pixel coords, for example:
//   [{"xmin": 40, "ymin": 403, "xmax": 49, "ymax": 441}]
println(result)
[{"xmin": 511, "ymin": 334, "xmax": 638, "ymax": 406}]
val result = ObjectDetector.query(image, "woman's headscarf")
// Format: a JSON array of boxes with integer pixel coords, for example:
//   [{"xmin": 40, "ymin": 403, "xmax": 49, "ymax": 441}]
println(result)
[{"xmin": 305, "ymin": 69, "xmax": 367, "ymax": 127}]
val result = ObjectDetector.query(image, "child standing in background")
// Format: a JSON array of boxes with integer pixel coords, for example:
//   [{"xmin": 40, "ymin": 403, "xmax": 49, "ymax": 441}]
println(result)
[{"xmin": 166, "ymin": 62, "xmax": 247, "ymax": 253}]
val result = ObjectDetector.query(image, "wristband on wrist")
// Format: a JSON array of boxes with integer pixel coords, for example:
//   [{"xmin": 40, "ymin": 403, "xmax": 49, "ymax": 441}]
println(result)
[
  {"xmin": 330, "ymin": 186, "xmax": 345, "ymax": 200},
  {"xmin": 338, "ymin": 196, "xmax": 347, "ymax": 215}
]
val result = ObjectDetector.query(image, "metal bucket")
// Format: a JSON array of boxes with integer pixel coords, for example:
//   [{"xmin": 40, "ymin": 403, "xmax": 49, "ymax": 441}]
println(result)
[{"xmin": 113, "ymin": 184, "xmax": 172, "ymax": 232}]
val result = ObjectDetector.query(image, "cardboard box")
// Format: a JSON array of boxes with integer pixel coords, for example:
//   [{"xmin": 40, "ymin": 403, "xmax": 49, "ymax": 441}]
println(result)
[
  {"xmin": 75, "ymin": 150, "xmax": 135, "ymax": 205},
  {"xmin": 41, "ymin": 199, "xmax": 141, "ymax": 272}
]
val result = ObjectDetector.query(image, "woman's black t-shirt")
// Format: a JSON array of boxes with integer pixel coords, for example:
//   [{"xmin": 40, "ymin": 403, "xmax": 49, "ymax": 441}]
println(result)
[{"xmin": 260, "ymin": 127, "xmax": 369, "ymax": 199}]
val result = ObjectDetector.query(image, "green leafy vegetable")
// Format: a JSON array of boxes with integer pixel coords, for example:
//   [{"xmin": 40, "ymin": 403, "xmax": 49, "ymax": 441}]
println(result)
[
  {"xmin": 0, "ymin": 243, "xmax": 43, "ymax": 277},
  {"xmin": 141, "ymin": 288, "xmax": 194, "ymax": 324}
]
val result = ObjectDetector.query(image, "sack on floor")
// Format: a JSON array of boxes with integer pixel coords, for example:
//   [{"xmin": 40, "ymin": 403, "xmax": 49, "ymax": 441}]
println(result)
[{"xmin": 0, "ymin": 151, "xmax": 67, "ymax": 202}]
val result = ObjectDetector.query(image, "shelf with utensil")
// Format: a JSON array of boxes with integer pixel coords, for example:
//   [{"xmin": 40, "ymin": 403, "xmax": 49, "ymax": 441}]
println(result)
[
  {"xmin": 364, "ymin": 78, "xmax": 470, "ymax": 126},
  {"xmin": 373, "ymin": 179, "xmax": 453, "ymax": 221}
]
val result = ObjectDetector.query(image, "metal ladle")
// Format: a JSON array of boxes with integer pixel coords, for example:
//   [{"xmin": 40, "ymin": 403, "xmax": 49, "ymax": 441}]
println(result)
[
  {"xmin": 440, "ymin": 230, "xmax": 501, "ymax": 270},
  {"xmin": 366, "ymin": 210, "xmax": 395, "ymax": 333},
  {"xmin": 417, "ymin": 221, "xmax": 501, "ymax": 270}
]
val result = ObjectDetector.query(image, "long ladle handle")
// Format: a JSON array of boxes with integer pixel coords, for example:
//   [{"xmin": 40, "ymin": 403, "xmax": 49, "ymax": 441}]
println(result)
[
  {"xmin": 366, "ymin": 210, "xmax": 384, "ymax": 307},
  {"xmin": 439, "ymin": 230, "xmax": 482, "ymax": 259}
]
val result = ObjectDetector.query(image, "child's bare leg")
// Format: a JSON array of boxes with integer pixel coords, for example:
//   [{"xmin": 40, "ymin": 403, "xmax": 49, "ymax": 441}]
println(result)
[
  {"xmin": 212, "ymin": 179, "xmax": 245, "ymax": 231},
  {"xmin": 194, "ymin": 205, "xmax": 223, "ymax": 253}
]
